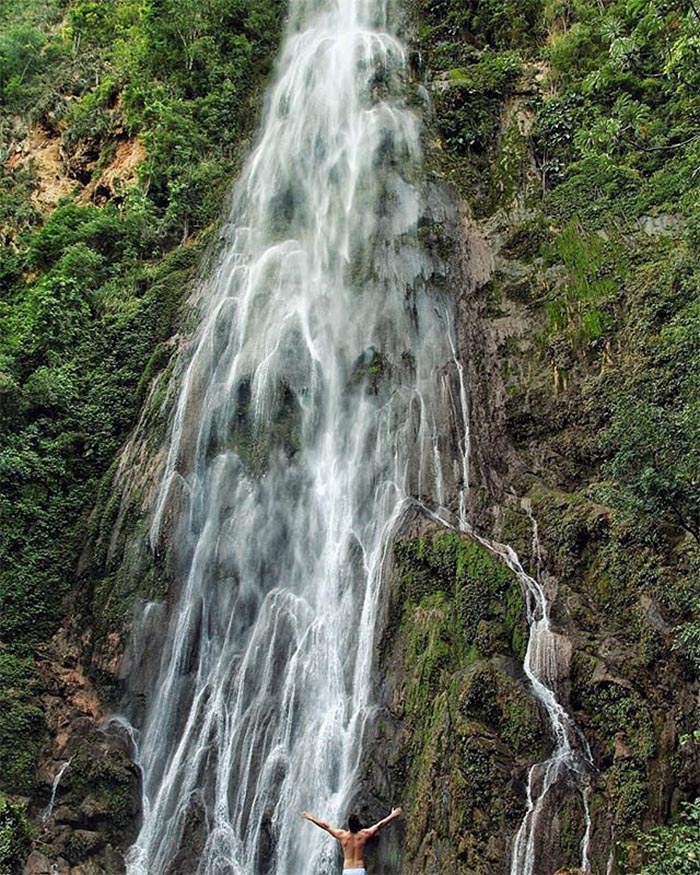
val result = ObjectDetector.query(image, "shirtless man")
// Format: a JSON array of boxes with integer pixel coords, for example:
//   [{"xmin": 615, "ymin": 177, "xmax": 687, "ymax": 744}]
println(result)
[{"xmin": 301, "ymin": 807, "xmax": 403, "ymax": 875}]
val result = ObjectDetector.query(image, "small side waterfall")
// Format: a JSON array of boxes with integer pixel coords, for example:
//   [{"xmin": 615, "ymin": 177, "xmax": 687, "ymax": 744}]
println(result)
[
  {"xmin": 480, "ymin": 507, "xmax": 594, "ymax": 875},
  {"xmin": 42, "ymin": 758, "xmax": 73, "ymax": 825},
  {"xmin": 123, "ymin": 2, "xmax": 466, "ymax": 874},
  {"xmin": 422, "ymin": 496, "xmax": 594, "ymax": 874}
]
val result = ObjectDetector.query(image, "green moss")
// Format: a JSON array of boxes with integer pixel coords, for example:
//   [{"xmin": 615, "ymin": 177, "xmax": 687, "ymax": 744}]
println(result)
[
  {"xmin": 457, "ymin": 664, "xmax": 501, "ymax": 727},
  {"xmin": 580, "ymin": 681, "xmax": 655, "ymax": 760},
  {"xmin": 64, "ymin": 830, "xmax": 104, "ymax": 865},
  {"xmin": 501, "ymin": 215, "xmax": 551, "ymax": 262},
  {"xmin": 558, "ymin": 794, "xmax": 586, "ymax": 865},
  {"xmin": 402, "ymin": 592, "xmax": 454, "ymax": 713},
  {"xmin": 396, "ymin": 530, "xmax": 524, "ymax": 650},
  {"xmin": 64, "ymin": 747, "xmax": 138, "ymax": 842},
  {"xmin": 492, "ymin": 116, "xmax": 528, "ymax": 208},
  {"xmin": 609, "ymin": 758, "xmax": 648, "ymax": 833}
]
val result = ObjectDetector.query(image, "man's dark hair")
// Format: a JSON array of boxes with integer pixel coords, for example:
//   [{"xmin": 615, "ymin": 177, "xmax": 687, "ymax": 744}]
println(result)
[{"xmin": 348, "ymin": 813, "xmax": 362, "ymax": 833}]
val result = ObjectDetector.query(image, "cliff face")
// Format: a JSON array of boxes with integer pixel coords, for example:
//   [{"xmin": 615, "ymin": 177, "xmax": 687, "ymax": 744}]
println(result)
[
  {"xmin": 362, "ymin": 191, "xmax": 700, "ymax": 871},
  {"xmin": 3, "ymin": 1, "xmax": 700, "ymax": 874},
  {"xmin": 360, "ymin": 1, "xmax": 700, "ymax": 872}
]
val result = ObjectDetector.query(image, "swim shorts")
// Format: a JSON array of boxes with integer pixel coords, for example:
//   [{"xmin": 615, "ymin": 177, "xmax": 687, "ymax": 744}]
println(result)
[{"xmin": 343, "ymin": 870, "xmax": 367, "ymax": 875}]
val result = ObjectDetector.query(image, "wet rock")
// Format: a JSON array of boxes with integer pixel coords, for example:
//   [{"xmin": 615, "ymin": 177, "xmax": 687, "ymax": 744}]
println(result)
[
  {"xmin": 363, "ymin": 524, "xmax": 536, "ymax": 874},
  {"xmin": 52, "ymin": 805, "xmax": 82, "ymax": 825},
  {"xmin": 32, "ymin": 712, "xmax": 140, "ymax": 875},
  {"xmin": 163, "ymin": 797, "xmax": 207, "ymax": 875},
  {"xmin": 102, "ymin": 844, "xmax": 126, "ymax": 875}
]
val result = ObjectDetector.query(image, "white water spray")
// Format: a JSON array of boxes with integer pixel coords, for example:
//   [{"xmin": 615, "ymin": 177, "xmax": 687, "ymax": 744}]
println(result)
[{"xmin": 124, "ymin": 2, "xmax": 465, "ymax": 873}]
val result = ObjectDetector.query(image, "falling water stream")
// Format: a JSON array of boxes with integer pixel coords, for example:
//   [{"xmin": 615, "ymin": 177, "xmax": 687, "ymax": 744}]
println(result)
[
  {"xmin": 498, "ymin": 505, "xmax": 594, "ymax": 875},
  {"xmin": 425, "ymin": 500, "xmax": 595, "ymax": 875},
  {"xmin": 42, "ymin": 758, "xmax": 73, "ymax": 826},
  {"xmin": 124, "ymin": 1, "xmax": 466, "ymax": 873},
  {"xmin": 122, "ymin": 0, "xmax": 596, "ymax": 873}
]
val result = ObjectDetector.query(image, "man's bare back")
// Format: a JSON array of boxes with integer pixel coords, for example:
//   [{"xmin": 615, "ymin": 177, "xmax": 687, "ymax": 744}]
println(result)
[{"xmin": 302, "ymin": 807, "xmax": 403, "ymax": 872}]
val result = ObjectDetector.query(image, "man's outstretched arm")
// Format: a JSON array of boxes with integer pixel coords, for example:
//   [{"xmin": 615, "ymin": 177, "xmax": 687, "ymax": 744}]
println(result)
[
  {"xmin": 364, "ymin": 807, "xmax": 403, "ymax": 838},
  {"xmin": 301, "ymin": 811, "xmax": 343, "ymax": 839}
]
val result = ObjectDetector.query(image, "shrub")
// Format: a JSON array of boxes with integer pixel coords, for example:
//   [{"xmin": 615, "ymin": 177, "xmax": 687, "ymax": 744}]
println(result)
[{"xmin": 0, "ymin": 794, "xmax": 31, "ymax": 875}]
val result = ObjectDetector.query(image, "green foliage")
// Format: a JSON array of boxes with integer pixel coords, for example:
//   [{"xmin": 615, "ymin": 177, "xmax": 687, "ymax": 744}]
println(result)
[
  {"xmin": 603, "ymin": 400, "xmax": 700, "ymax": 542},
  {"xmin": 472, "ymin": 0, "xmax": 545, "ymax": 50},
  {"xmin": 0, "ymin": 793, "xmax": 31, "ymax": 875},
  {"xmin": 581, "ymin": 680, "xmax": 655, "ymax": 759},
  {"xmin": 0, "ymin": 25, "xmax": 48, "ymax": 105},
  {"xmin": 609, "ymin": 758, "xmax": 648, "ymax": 831},
  {"xmin": 0, "ymin": 0, "xmax": 286, "ymax": 798},
  {"xmin": 436, "ymin": 51, "xmax": 522, "ymax": 155},
  {"xmin": 542, "ymin": 221, "xmax": 618, "ymax": 346},
  {"xmin": 419, "ymin": 0, "xmax": 544, "ymax": 63},
  {"xmin": 537, "ymin": 1, "xmax": 700, "ymax": 223},
  {"xmin": 637, "ymin": 799, "xmax": 700, "ymax": 875},
  {"xmin": 532, "ymin": 93, "xmax": 587, "ymax": 184},
  {"xmin": 0, "ymin": 0, "xmax": 69, "ymax": 113},
  {"xmin": 0, "ymin": 655, "xmax": 44, "ymax": 794}
]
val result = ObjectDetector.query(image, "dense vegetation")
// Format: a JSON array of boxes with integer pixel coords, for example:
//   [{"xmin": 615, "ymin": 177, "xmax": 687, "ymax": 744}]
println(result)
[
  {"xmin": 420, "ymin": 0, "xmax": 700, "ymax": 675},
  {"xmin": 1, "ymin": 0, "xmax": 699, "ymax": 870},
  {"xmin": 637, "ymin": 799, "xmax": 700, "ymax": 874},
  {"xmin": 0, "ymin": 0, "xmax": 284, "ymax": 797}
]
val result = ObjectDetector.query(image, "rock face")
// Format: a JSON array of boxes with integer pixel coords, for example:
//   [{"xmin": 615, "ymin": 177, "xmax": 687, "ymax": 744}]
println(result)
[
  {"xmin": 26, "ymin": 636, "xmax": 141, "ymax": 875},
  {"xmin": 12, "ymin": 6, "xmax": 700, "ymax": 875},
  {"xmin": 362, "ymin": 523, "xmax": 541, "ymax": 875},
  {"xmin": 356, "ymin": 159, "xmax": 700, "ymax": 873}
]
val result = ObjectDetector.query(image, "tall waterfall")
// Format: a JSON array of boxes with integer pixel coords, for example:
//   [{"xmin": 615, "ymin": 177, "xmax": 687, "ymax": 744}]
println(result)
[{"xmin": 125, "ymin": 1, "xmax": 465, "ymax": 873}]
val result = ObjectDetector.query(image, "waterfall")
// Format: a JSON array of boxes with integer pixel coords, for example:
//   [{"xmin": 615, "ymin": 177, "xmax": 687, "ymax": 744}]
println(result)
[
  {"xmin": 493, "ymin": 505, "xmax": 594, "ymax": 875},
  {"xmin": 124, "ymin": 1, "xmax": 465, "ymax": 873},
  {"xmin": 42, "ymin": 758, "xmax": 73, "ymax": 825},
  {"xmin": 422, "ymin": 499, "xmax": 595, "ymax": 875}
]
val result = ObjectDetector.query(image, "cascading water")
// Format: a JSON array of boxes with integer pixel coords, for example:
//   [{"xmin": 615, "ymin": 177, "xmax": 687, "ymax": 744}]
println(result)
[
  {"xmin": 499, "ymin": 505, "xmax": 594, "ymax": 875},
  {"xmin": 124, "ymin": 1, "xmax": 466, "ymax": 873},
  {"xmin": 424, "ymin": 501, "xmax": 595, "ymax": 875}
]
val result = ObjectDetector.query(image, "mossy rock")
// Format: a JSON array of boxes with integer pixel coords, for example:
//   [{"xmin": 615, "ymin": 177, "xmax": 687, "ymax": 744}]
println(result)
[
  {"xmin": 60, "ymin": 744, "xmax": 140, "ymax": 846},
  {"xmin": 609, "ymin": 758, "xmax": 648, "ymax": 833},
  {"xmin": 394, "ymin": 529, "xmax": 526, "ymax": 665},
  {"xmin": 381, "ymin": 527, "xmax": 541, "ymax": 871},
  {"xmin": 64, "ymin": 829, "xmax": 105, "ymax": 865}
]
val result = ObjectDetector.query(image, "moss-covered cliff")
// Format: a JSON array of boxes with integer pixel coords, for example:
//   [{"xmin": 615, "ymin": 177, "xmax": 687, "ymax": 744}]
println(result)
[
  {"xmin": 2, "ymin": 0, "xmax": 700, "ymax": 873},
  {"xmin": 1, "ymin": 1, "xmax": 285, "ymax": 871},
  {"xmin": 357, "ymin": 1, "xmax": 700, "ymax": 872}
]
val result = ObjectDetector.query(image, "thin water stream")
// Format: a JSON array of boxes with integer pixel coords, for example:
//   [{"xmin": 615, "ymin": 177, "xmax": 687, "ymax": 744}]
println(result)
[
  {"xmin": 124, "ymin": 1, "xmax": 465, "ymax": 873},
  {"xmin": 499, "ymin": 504, "xmax": 594, "ymax": 875},
  {"xmin": 42, "ymin": 758, "xmax": 73, "ymax": 826},
  {"xmin": 424, "ymin": 498, "xmax": 595, "ymax": 875}
]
